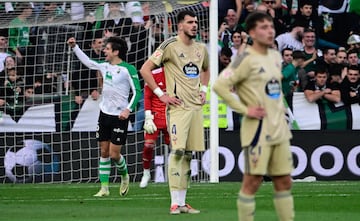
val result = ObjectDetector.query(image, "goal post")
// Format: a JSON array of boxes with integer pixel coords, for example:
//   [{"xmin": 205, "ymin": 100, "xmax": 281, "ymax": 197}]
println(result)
[{"xmin": 0, "ymin": 0, "xmax": 219, "ymax": 184}]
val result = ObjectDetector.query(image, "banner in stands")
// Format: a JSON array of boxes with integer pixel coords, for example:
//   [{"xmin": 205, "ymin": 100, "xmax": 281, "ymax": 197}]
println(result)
[
  {"xmin": 1, "ymin": 93, "xmax": 360, "ymax": 132},
  {"xmin": 1, "ymin": 130, "xmax": 359, "ymax": 183}
]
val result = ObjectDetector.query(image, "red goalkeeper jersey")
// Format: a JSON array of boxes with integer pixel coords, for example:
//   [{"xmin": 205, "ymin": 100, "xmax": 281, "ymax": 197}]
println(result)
[{"xmin": 144, "ymin": 67, "xmax": 166, "ymax": 120}]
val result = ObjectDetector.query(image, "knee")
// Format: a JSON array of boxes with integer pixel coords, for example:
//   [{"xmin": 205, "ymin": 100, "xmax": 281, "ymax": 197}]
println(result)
[
  {"xmin": 171, "ymin": 149, "xmax": 185, "ymax": 160},
  {"xmin": 273, "ymin": 175, "xmax": 292, "ymax": 191},
  {"xmin": 100, "ymin": 149, "xmax": 109, "ymax": 158}
]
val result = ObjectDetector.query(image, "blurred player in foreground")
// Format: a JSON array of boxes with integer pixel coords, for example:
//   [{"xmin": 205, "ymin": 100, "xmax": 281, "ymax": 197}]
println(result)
[{"xmin": 213, "ymin": 12, "xmax": 295, "ymax": 221}]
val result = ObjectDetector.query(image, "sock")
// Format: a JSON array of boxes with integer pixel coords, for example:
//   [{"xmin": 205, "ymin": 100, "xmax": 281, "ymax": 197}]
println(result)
[
  {"xmin": 114, "ymin": 155, "xmax": 128, "ymax": 176},
  {"xmin": 180, "ymin": 151, "xmax": 192, "ymax": 189},
  {"xmin": 99, "ymin": 157, "xmax": 111, "ymax": 189},
  {"xmin": 178, "ymin": 189, "xmax": 187, "ymax": 206},
  {"xmin": 170, "ymin": 190, "xmax": 179, "ymax": 206},
  {"xmin": 168, "ymin": 151, "xmax": 182, "ymax": 191},
  {"xmin": 273, "ymin": 191, "xmax": 295, "ymax": 221},
  {"xmin": 237, "ymin": 191, "xmax": 255, "ymax": 221},
  {"xmin": 143, "ymin": 141, "xmax": 154, "ymax": 169},
  {"xmin": 143, "ymin": 169, "xmax": 150, "ymax": 177}
]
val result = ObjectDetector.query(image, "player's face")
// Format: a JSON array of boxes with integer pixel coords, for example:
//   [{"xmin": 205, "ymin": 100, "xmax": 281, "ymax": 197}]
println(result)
[
  {"xmin": 249, "ymin": 19, "xmax": 275, "ymax": 47},
  {"xmin": 103, "ymin": 43, "xmax": 119, "ymax": 62},
  {"xmin": 179, "ymin": 15, "xmax": 198, "ymax": 39}
]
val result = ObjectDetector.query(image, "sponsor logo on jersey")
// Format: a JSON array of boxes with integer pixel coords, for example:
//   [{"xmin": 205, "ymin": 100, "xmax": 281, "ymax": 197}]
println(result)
[
  {"xmin": 183, "ymin": 62, "xmax": 199, "ymax": 78},
  {"xmin": 179, "ymin": 53, "xmax": 185, "ymax": 58},
  {"xmin": 265, "ymin": 78, "xmax": 281, "ymax": 99}
]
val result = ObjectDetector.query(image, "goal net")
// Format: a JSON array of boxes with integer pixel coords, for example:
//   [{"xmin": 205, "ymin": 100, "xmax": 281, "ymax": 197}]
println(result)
[{"xmin": 0, "ymin": 1, "xmax": 211, "ymax": 184}]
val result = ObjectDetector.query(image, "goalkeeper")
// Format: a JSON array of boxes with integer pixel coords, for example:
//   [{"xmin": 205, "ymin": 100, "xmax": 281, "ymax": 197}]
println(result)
[{"xmin": 140, "ymin": 66, "xmax": 170, "ymax": 188}]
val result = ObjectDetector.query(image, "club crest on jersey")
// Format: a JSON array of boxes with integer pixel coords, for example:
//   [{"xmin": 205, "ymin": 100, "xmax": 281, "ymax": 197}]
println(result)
[
  {"xmin": 265, "ymin": 78, "xmax": 281, "ymax": 99},
  {"xmin": 183, "ymin": 62, "xmax": 199, "ymax": 78}
]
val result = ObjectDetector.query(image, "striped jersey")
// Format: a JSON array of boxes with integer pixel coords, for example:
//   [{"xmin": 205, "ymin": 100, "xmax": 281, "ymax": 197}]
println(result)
[
  {"xmin": 149, "ymin": 36, "xmax": 209, "ymax": 110},
  {"xmin": 73, "ymin": 45, "xmax": 141, "ymax": 116}
]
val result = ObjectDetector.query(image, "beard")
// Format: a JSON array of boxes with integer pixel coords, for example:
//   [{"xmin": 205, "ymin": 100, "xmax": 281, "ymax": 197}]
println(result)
[{"xmin": 184, "ymin": 31, "xmax": 197, "ymax": 39}]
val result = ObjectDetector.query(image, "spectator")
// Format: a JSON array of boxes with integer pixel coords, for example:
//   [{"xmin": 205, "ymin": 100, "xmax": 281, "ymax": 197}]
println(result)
[
  {"xmin": 328, "ymin": 63, "xmax": 344, "ymax": 85},
  {"xmin": 125, "ymin": 1, "xmax": 150, "ymax": 131},
  {"xmin": 218, "ymin": 9, "xmax": 243, "ymax": 48},
  {"xmin": 0, "ymin": 29, "xmax": 11, "ymax": 72},
  {"xmin": 1, "ymin": 66, "xmax": 26, "ymax": 122},
  {"xmin": 218, "ymin": 0, "xmax": 242, "ymax": 27},
  {"xmin": 72, "ymin": 30, "xmax": 104, "ymax": 106},
  {"xmin": 8, "ymin": 2, "xmax": 34, "ymax": 69},
  {"xmin": 299, "ymin": 28, "xmax": 318, "ymax": 90},
  {"xmin": 340, "ymin": 65, "xmax": 360, "ymax": 105},
  {"xmin": 316, "ymin": 48, "xmax": 337, "ymax": 73},
  {"xmin": 230, "ymin": 29, "xmax": 248, "ymax": 61},
  {"xmin": 281, "ymin": 47, "xmax": 293, "ymax": 66},
  {"xmin": 282, "ymin": 50, "xmax": 305, "ymax": 100},
  {"xmin": 275, "ymin": 19, "xmax": 306, "ymax": 52},
  {"xmin": 336, "ymin": 48, "xmax": 348, "ymax": 65},
  {"xmin": 219, "ymin": 47, "xmax": 233, "ymax": 72},
  {"xmin": 347, "ymin": 34, "xmax": 360, "ymax": 52},
  {"xmin": 100, "ymin": 2, "xmax": 130, "ymax": 37},
  {"xmin": 347, "ymin": 48, "xmax": 359, "ymax": 66},
  {"xmin": 304, "ymin": 66, "xmax": 341, "ymax": 103}
]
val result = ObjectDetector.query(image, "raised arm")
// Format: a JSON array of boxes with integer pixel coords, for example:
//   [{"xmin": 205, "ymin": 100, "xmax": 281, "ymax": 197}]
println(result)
[{"xmin": 67, "ymin": 37, "xmax": 102, "ymax": 70}]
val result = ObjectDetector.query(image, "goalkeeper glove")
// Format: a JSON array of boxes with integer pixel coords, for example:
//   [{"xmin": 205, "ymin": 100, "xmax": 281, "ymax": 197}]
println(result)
[{"xmin": 143, "ymin": 110, "xmax": 157, "ymax": 134}]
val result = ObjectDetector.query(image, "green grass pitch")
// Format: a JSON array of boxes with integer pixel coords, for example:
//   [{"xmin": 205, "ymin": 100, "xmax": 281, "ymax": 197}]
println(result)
[{"xmin": 1, "ymin": 181, "xmax": 359, "ymax": 221}]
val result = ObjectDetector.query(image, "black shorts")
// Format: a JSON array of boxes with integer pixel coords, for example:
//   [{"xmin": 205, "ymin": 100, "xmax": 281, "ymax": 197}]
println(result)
[{"xmin": 96, "ymin": 111, "xmax": 129, "ymax": 145}]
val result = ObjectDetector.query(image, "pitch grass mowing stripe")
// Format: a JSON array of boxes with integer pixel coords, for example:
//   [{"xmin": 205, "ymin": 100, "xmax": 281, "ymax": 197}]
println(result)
[{"xmin": 0, "ymin": 182, "xmax": 360, "ymax": 221}]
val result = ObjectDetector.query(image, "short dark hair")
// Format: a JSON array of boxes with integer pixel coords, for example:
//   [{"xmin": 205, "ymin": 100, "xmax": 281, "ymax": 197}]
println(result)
[
  {"xmin": 347, "ymin": 48, "xmax": 358, "ymax": 56},
  {"xmin": 303, "ymin": 28, "xmax": 315, "ymax": 35},
  {"xmin": 292, "ymin": 50, "xmax": 306, "ymax": 60},
  {"xmin": 245, "ymin": 12, "xmax": 273, "ymax": 32},
  {"xmin": 281, "ymin": 47, "xmax": 293, "ymax": 56},
  {"xmin": 105, "ymin": 37, "xmax": 128, "ymax": 60},
  {"xmin": 177, "ymin": 10, "xmax": 196, "ymax": 23},
  {"xmin": 220, "ymin": 47, "xmax": 233, "ymax": 57},
  {"xmin": 348, "ymin": 65, "xmax": 359, "ymax": 72}
]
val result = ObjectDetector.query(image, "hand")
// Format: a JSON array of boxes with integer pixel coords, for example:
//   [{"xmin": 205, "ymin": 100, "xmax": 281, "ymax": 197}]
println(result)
[
  {"xmin": 200, "ymin": 91, "xmax": 206, "ymax": 105},
  {"xmin": 67, "ymin": 37, "xmax": 76, "ymax": 48},
  {"xmin": 143, "ymin": 110, "xmax": 157, "ymax": 134},
  {"xmin": 247, "ymin": 106, "xmax": 266, "ymax": 120},
  {"xmin": 159, "ymin": 94, "xmax": 182, "ymax": 105},
  {"xmin": 119, "ymin": 109, "xmax": 130, "ymax": 120},
  {"xmin": 323, "ymin": 88, "xmax": 332, "ymax": 94},
  {"xmin": 74, "ymin": 95, "xmax": 83, "ymax": 105},
  {"xmin": 91, "ymin": 90, "xmax": 100, "ymax": 100}
]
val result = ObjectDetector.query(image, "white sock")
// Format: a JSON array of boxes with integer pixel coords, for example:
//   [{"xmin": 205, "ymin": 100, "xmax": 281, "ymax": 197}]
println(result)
[
  {"xmin": 178, "ymin": 189, "xmax": 187, "ymax": 206},
  {"xmin": 143, "ymin": 169, "xmax": 150, "ymax": 176},
  {"xmin": 170, "ymin": 190, "xmax": 179, "ymax": 206}
]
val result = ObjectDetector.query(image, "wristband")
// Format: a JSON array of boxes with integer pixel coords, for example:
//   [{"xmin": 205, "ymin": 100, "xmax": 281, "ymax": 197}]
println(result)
[
  {"xmin": 200, "ymin": 85, "xmax": 208, "ymax": 93},
  {"xmin": 153, "ymin": 87, "xmax": 164, "ymax": 97}
]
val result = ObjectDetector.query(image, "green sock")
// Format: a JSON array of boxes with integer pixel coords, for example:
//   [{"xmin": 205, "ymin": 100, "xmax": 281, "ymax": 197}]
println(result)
[
  {"xmin": 114, "ymin": 155, "xmax": 128, "ymax": 176},
  {"xmin": 99, "ymin": 157, "xmax": 111, "ymax": 188}
]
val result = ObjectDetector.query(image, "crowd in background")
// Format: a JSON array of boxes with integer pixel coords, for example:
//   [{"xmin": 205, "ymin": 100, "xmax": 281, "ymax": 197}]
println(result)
[{"xmin": 0, "ymin": 1, "xmax": 359, "ymax": 130}]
